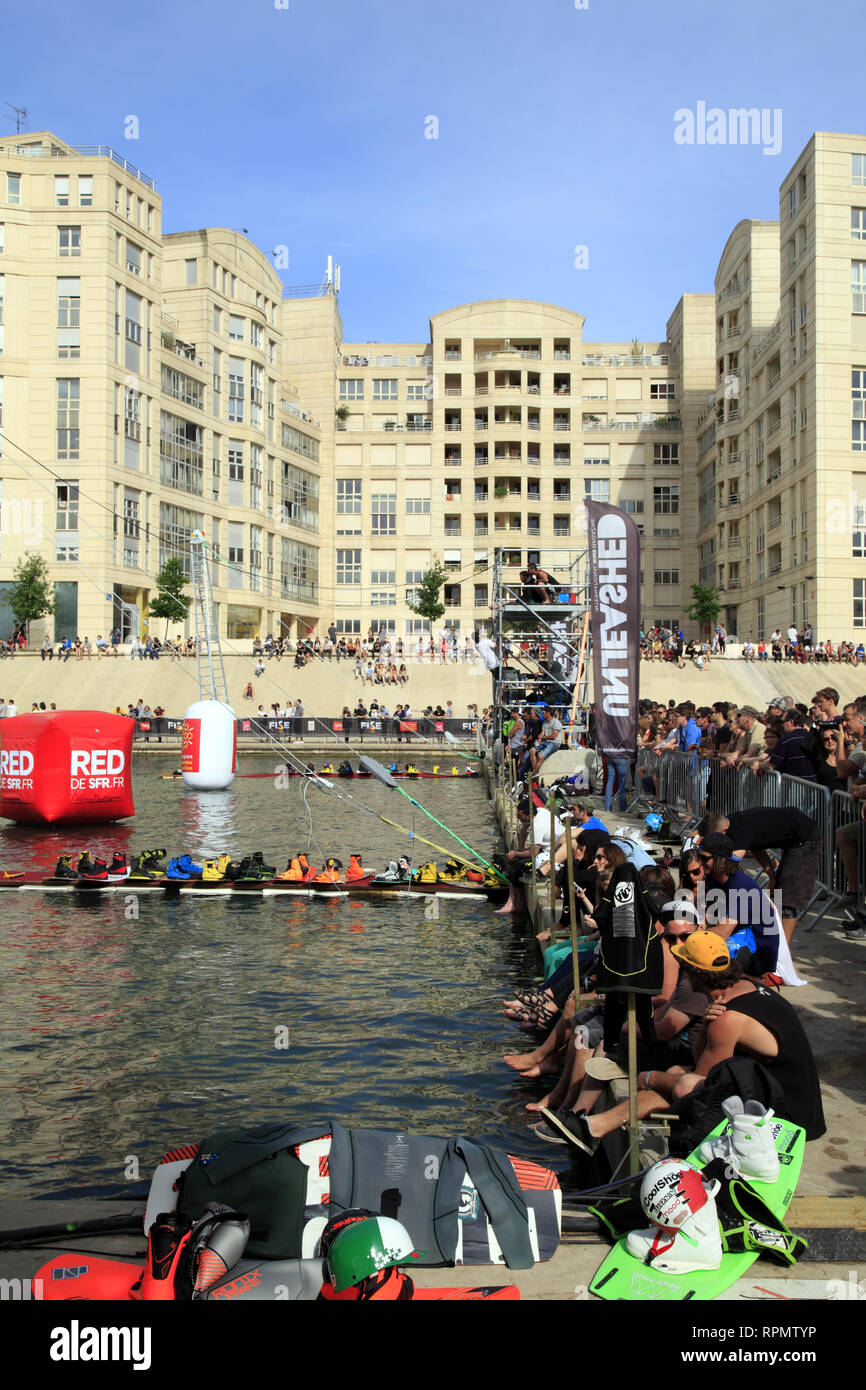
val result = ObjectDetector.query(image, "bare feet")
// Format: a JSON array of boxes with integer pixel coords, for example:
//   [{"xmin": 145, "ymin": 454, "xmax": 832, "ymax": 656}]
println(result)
[
  {"xmin": 525, "ymin": 1096, "xmax": 554, "ymax": 1113},
  {"xmin": 503, "ymin": 1052, "xmax": 539, "ymax": 1071},
  {"xmin": 518, "ymin": 1059, "xmax": 560, "ymax": 1079}
]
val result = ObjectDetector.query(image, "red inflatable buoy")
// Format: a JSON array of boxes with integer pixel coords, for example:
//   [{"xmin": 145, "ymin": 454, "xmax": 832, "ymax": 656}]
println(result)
[{"xmin": 0, "ymin": 710, "xmax": 135, "ymax": 825}]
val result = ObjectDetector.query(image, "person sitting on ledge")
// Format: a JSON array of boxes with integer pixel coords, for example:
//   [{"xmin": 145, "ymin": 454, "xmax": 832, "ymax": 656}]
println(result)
[{"xmin": 534, "ymin": 931, "xmax": 825, "ymax": 1153}]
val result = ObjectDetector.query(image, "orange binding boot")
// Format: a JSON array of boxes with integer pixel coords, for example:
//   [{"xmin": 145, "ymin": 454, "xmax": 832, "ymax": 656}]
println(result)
[
  {"xmin": 277, "ymin": 857, "xmax": 304, "ymax": 881},
  {"xmin": 346, "ymin": 854, "xmax": 365, "ymax": 881}
]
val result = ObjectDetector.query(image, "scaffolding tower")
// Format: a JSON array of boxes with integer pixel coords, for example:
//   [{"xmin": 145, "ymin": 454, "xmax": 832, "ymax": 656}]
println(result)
[{"xmin": 491, "ymin": 547, "xmax": 591, "ymax": 745}]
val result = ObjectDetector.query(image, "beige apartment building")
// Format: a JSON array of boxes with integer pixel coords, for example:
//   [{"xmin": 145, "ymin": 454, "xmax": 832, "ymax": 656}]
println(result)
[
  {"xmin": 1, "ymin": 129, "xmax": 865, "ymax": 649},
  {"xmin": 697, "ymin": 131, "xmax": 866, "ymax": 645}
]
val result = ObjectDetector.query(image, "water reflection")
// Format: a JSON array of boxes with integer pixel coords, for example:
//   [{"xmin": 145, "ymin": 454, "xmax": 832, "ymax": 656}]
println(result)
[{"xmin": 0, "ymin": 755, "xmax": 559, "ymax": 1199}]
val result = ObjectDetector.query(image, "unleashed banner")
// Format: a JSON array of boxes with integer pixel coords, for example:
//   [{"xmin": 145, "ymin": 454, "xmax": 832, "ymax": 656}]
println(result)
[{"xmin": 585, "ymin": 500, "xmax": 641, "ymax": 756}]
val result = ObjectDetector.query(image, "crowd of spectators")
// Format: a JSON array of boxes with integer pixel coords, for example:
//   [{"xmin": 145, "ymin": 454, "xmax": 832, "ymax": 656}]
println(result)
[
  {"xmin": 496, "ymin": 771, "xmax": 828, "ymax": 1163},
  {"xmin": 641, "ymin": 621, "xmax": 866, "ymax": 669}
]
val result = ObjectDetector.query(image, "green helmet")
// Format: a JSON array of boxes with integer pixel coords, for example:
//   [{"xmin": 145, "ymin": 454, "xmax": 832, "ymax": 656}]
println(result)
[{"xmin": 327, "ymin": 1216, "xmax": 423, "ymax": 1292}]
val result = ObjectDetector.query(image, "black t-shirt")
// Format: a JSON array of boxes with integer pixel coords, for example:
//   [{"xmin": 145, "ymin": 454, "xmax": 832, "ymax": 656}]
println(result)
[
  {"xmin": 726, "ymin": 807, "xmax": 819, "ymax": 850},
  {"xmin": 726, "ymin": 985, "xmax": 826, "ymax": 1139}
]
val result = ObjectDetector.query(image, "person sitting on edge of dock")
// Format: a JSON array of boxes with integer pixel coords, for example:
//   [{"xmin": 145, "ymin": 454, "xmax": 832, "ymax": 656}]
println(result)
[{"xmin": 532, "ymin": 931, "xmax": 826, "ymax": 1154}]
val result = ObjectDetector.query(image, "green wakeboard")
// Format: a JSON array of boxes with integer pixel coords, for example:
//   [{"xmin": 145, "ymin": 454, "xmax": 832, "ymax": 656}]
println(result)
[{"xmin": 589, "ymin": 1114, "xmax": 805, "ymax": 1301}]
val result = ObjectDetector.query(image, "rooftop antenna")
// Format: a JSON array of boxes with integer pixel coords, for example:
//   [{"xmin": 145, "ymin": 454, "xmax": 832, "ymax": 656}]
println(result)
[{"xmin": 3, "ymin": 103, "xmax": 28, "ymax": 134}]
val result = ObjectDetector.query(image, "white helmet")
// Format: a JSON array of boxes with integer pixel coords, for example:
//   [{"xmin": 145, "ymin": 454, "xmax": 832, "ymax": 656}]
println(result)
[{"xmin": 639, "ymin": 1160, "xmax": 716, "ymax": 1231}]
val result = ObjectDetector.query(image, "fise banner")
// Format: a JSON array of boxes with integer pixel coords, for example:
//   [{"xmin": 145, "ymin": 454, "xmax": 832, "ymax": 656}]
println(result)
[{"xmin": 584, "ymin": 500, "xmax": 641, "ymax": 757}]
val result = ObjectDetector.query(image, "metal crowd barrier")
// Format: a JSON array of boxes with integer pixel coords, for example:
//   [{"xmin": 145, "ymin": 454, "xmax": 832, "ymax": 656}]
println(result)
[
  {"xmin": 630, "ymin": 744, "xmax": 855, "ymax": 929},
  {"xmin": 131, "ymin": 715, "xmax": 480, "ymax": 745}
]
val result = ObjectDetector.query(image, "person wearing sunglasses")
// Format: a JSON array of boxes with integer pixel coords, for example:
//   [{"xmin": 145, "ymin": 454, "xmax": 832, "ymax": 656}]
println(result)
[
  {"xmin": 678, "ymin": 848, "xmax": 705, "ymax": 899},
  {"xmin": 696, "ymin": 832, "xmax": 779, "ymax": 973}
]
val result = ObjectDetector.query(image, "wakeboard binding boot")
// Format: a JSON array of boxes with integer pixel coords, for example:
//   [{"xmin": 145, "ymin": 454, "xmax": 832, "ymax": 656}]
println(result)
[
  {"xmin": 624, "ymin": 1159, "xmax": 723, "ymax": 1274},
  {"xmin": 53, "ymin": 854, "xmax": 77, "ymax": 880},
  {"xmin": 699, "ymin": 1098, "xmax": 780, "ymax": 1184}
]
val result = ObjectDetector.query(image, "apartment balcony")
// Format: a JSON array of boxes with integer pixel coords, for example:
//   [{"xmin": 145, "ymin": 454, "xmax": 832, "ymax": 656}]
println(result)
[
  {"xmin": 475, "ymin": 348, "xmax": 541, "ymax": 362},
  {"xmin": 768, "ymin": 515, "xmax": 783, "ymax": 530},
  {"xmin": 718, "ymin": 279, "xmax": 743, "ymax": 302},
  {"xmin": 769, "ymin": 418, "xmax": 782, "ymax": 435},
  {"xmin": 581, "ymin": 353, "xmax": 670, "ymax": 367},
  {"xmin": 751, "ymin": 315, "xmax": 782, "ymax": 363}
]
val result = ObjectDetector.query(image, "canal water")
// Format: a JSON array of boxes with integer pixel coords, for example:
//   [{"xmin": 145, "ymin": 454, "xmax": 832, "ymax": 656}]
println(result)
[{"xmin": 0, "ymin": 756, "xmax": 559, "ymax": 1200}]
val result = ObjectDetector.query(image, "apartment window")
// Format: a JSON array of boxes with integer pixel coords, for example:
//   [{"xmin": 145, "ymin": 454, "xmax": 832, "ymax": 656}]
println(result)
[
  {"xmin": 250, "ymin": 321, "xmax": 262, "ymax": 350},
  {"xmin": 162, "ymin": 365, "xmax": 203, "ymax": 410},
  {"xmin": 407, "ymin": 382, "xmax": 427, "ymax": 400},
  {"xmin": 337, "ymin": 478, "xmax": 362, "ymax": 519},
  {"xmin": 337, "ymin": 549, "xmax": 362, "ymax": 584},
  {"xmin": 0, "ymin": 223, "xmax": 4, "ymax": 254},
  {"xmin": 159, "ymin": 410, "xmax": 204, "ymax": 496},
  {"xmin": 228, "ymin": 440, "xmax": 244, "ymax": 485},
  {"xmin": 57, "ymin": 277, "xmax": 80, "ymax": 358},
  {"xmin": 123, "ymin": 491, "xmax": 140, "ymax": 567},
  {"xmin": 618, "ymin": 498, "xmax": 644, "ymax": 514},
  {"xmin": 474, "ymin": 585, "xmax": 488, "ymax": 607},
  {"xmin": 55, "ymin": 480, "xmax": 79, "ymax": 531},
  {"xmin": 585, "ymin": 479, "xmax": 610, "ymax": 502},
  {"xmin": 653, "ymin": 485, "xmax": 679, "ymax": 514},
  {"xmin": 0, "ymin": 376, "xmax": 3, "ymax": 457},
  {"xmin": 123, "ymin": 241, "xmax": 141, "ymax": 279},
  {"xmin": 853, "ymin": 155, "xmax": 866, "ymax": 187},
  {"xmin": 124, "ymin": 386, "xmax": 141, "ymax": 441},
  {"xmin": 653, "ymin": 443, "xmax": 679, "ymax": 466},
  {"xmin": 56, "ymin": 379, "xmax": 80, "ymax": 458},
  {"xmin": 855, "ymin": 579, "xmax": 866, "ymax": 628},
  {"xmin": 654, "ymin": 568, "xmax": 680, "ymax": 585},
  {"xmin": 6, "ymin": 173, "xmax": 21, "ymax": 205},
  {"xmin": 250, "ymin": 445, "xmax": 263, "ymax": 511},
  {"xmin": 553, "ymin": 515, "xmax": 570, "ymax": 536},
  {"xmin": 650, "ymin": 382, "xmax": 675, "ymax": 400},
  {"xmin": 228, "ymin": 314, "xmax": 244, "ymax": 341},
  {"xmin": 185, "ymin": 258, "xmax": 196, "ymax": 286},
  {"xmin": 406, "ymin": 496, "xmax": 430, "ymax": 514},
  {"xmin": 339, "ymin": 379, "xmax": 364, "ymax": 401},
  {"xmin": 55, "ymin": 175, "xmax": 70, "ymax": 207},
  {"xmin": 228, "ymin": 357, "xmax": 244, "ymax": 423},
  {"xmin": 58, "ymin": 226, "xmax": 81, "ymax": 257},
  {"xmin": 373, "ymin": 379, "xmax": 398, "ymax": 400},
  {"xmin": 78, "ymin": 175, "xmax": 93, "ymax": 207},
  {"xmin": 371, "ymin": 491, "xmax": 396, "ymax": 535},
  {"xmin": 371, "ymin": 591, "xmax": 396, "ymax": 607},
  {"xmin": 853, "ymin": 261, "xmax": 866, "ymax": 314},
  {"xmin": 852, "ymin": 209, "xmax": 866, "ymax": 241},
  {"xmin": 853, "ymin": 370, "xmax": 866, "ymax": 449},
  {"xmin": 213, "ymin": 305, "xmax": 221, "ymax": 334},
  {"xmin": 0, "ymin": 275, "xmax": 4, "ymax": 355}
]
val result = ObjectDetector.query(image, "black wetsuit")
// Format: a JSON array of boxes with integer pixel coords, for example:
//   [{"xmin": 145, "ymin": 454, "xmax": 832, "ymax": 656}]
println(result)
[{"xmin": 725, "ymin": 985, "xmax": 826, "ymax": 1139}]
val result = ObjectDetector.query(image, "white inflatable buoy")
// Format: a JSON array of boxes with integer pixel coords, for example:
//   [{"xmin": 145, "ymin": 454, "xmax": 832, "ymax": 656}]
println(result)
[{"xmin": 182, "ymin": 700, "xmax": 237, "ymax": 790}]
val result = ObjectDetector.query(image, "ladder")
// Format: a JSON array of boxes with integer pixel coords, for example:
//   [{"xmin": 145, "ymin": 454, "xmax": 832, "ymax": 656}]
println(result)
[{"xmin": 190, "ymin": 530, "xmax": 230, "ymax": 705}]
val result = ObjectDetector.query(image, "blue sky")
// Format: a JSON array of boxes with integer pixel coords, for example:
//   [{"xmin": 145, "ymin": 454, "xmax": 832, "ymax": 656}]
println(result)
[{"xmin": 3, "ymin": 0, "xmax": 863, "ymax": 342}]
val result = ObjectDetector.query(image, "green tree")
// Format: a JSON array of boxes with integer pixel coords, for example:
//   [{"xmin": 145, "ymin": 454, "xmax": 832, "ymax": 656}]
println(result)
[
  {"xmin": 684, "ymin": 582, "xmax": 721, "ymax": 633},
  {"xmin": 408, "ymin": 558, "xmax": 447, "ymax": 623},
  {"xmin": 148, "ymin": 559, "xmax": 192, "ymax": 636},
  {"xmin": 7, "ymin": 552, "xmax": 55, "ymax": 636}
]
